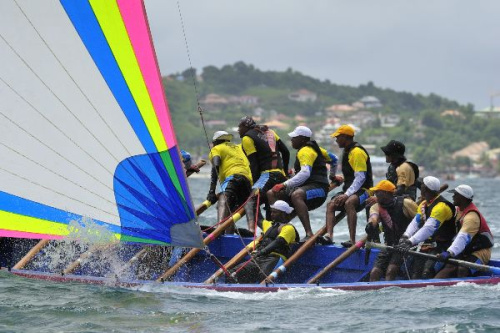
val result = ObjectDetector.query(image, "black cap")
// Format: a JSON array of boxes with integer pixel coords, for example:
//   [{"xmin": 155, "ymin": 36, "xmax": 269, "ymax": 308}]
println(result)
[
  {"xmin": 238, "ymin": 116, "xmax": 256, "ymax": 128},
  {"xmin": 381, "ymin": 140, "xmax": 405, "ymax": 156}
]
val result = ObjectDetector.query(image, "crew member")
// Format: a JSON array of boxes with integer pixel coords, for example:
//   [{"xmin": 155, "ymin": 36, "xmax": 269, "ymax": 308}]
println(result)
[
  {"xmin": 366, "ymin": 180, "xmax": 417, "ymax": 281},
  {"xmin": 325, "ymin": 125, "xmax": 373, "ymax": 247},
  {"xmin": 396, "ymin": 176, "xmax": 456, "ymax": 279},
  {"xmin": 227, "ymin": 200, "xmax": 299, "ymax": 284},
  {"xmin": 238, "ymin": 116, "xmax": 290, "ymax": 232},
  {"xmin": 380, "ymin": 140, "xmax": 419, "ymax": 200},
  {"xmin": 180, "ymin": 149, "xmax": 201, "ymax": 176},
  {"xmin": 435, "ymin": 185, "xmax": 494, "ymax": 278},
  {"xmin": 206, "ymin": 131, "xmax": 252, "ymax": 234},
  {"xmin": 268, "ymin": 126, "xmax": 337, "ymax": 241}
]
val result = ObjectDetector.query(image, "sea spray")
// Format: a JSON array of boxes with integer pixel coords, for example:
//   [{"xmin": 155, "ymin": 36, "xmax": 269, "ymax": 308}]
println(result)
[{"xmin": 29, "ymin": 217, "xmax": 124, "ymax": 276}]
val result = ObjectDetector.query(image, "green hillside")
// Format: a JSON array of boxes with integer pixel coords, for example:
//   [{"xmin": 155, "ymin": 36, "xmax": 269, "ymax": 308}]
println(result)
[{"xmin": 164, "ymin": 62, "xmax": 500, "ymax": 172}]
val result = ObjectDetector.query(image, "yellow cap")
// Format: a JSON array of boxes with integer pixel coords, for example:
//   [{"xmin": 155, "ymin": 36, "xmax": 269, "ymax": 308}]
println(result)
[
  {"xmin": 330, "ymin": 125, "xmax": 355, "ymax": 137},
  {"xmin": 369, "ymin": 180, "xmax": 396, "ymax": 193}
]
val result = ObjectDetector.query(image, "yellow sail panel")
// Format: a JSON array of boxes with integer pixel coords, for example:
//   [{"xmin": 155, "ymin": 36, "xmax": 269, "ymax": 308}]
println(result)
[
  {"xmin": 0, "ymin": 211, "xmax": 69, "ymax": 237},
  {"xmin": 89, "ymin": 0, "xmax": 167, "ymax": 152}
]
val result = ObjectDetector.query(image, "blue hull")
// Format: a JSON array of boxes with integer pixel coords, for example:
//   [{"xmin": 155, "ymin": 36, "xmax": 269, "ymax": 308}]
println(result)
[{"xmin": 6, "ymin": 235, "xmax": 500, "ymax": 292}]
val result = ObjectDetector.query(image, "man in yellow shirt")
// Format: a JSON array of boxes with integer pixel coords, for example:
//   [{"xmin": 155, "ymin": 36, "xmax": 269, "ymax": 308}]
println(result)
[
  {"xmin": 396, "ymin": 176, "xmax": 456, "ymax": 279},
  {"xmin": 325, "ymin": 125, "xmax": 373, "ymax": 247},
  {"xmin": 380, "ymin": 140, "xmax": 419, "ymax": 201},
  {"xmin": 238, "ymin": 116, "xmax": 290, "ymax": 233},
  {"xmin": 435, "ymin": 185, "xmax": 494, "ymax": 278},
  {"xmin": 268, "ymin": 126, "xmax": 336, "ymax": 241},
  {"xmin": 207, "ymin": 131, "xmax": 252, "ymax": 234},
  {"xmin": 226, "ymin": 200, "xmax": 299, "ymax": 284}
]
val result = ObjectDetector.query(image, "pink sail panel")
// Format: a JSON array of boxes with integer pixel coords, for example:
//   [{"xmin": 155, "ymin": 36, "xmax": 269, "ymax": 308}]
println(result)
[{"xmin": 117, "ymin": 0, "xmax": 177, "ymax": 148}]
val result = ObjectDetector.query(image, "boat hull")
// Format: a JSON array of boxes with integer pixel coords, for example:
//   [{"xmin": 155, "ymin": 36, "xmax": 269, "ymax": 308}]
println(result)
[
  {"xmin": 4, "ymin": 234, "xmax": 500, "ymax": 292},
  {"xmin": 9, "ymin": 269, "xmax": 500, "ymax": 292}
]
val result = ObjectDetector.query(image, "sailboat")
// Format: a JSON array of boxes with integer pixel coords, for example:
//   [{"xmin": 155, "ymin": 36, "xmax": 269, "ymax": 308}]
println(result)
[{"xmin": 1, "ymin": 0, "xmax": 499, "ymax": 292}]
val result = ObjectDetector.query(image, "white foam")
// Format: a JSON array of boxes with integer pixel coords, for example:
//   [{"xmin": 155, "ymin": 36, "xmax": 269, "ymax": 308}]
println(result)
[{"xmin": 132, "ymin": 284, "xmax": 350, "ymax": 301}]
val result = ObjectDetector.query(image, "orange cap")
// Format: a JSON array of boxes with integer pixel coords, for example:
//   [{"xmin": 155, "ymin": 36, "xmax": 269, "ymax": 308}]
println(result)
[
  {"xmin": 330, "ymin": 125, "xmax": 355, "ymax": 137},
  {"xmin": 369, "ymin": 180, "xmax": 396, "ymax": 193}
]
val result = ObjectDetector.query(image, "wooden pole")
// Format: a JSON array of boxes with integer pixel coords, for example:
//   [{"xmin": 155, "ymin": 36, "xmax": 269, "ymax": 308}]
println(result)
[
  {"xmin": 307, "ymin": 235, "xmax": 367, "ymax": 284},
  {"xmin": 156, "ymin": 205, "xmax": 247, "ymax": 282},
  {"xmin": 62, "ymin": 243, "xmax": 115, "ymax": 275},
  {"xmin": 260, "ymin": 211, "xmax": 346, "ymax": 285},
  {"xmin": 186, "ymin": 160, "xmax": 206, "ymax": 177},
  {"xmin": 366, "ymin": 242, "xmax": 500, "ymax": 275},
  {"xmin": 12, "ymin": 239, "xmax": 51, "ymax": 270},
  {"xmin": 204, "ymin": 236, "xmax": 262, "ymax": 284},
  {"xmin": 417, "ymin": 183, "xmax": 449, "ymax": 205}
]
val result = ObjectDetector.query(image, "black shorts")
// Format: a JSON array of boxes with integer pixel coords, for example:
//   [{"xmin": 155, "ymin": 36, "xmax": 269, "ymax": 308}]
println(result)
[
  {"xmin": 253, "ymin": 171, "xmax": 287, "ymax": 195},
  {"xmin": 224, "ymin": 175, "xmax": 252, "ymax": 211},
  {"xmin": 373, "ymin": 248, "xmax": 404, "ymax": 272},
  {"xmin": 287, "ymin": 183, "xmax": 329, "ymax": 211}
]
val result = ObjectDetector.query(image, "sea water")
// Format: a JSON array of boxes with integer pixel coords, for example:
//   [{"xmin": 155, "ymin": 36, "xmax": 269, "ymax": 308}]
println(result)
[{"xmin": 1, "ymin": 178, "xmax": 500, "ymax": 333}]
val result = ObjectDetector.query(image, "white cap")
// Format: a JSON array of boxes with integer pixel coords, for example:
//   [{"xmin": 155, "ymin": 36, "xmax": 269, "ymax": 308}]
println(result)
[
  {"xmin": 449, "ymin": 184, "xmax": 474, "ymax": 199},
  {"xmin": 212, "ymin": 131, "xmax": 233, "ymax": 142},
  {"xmin": 270, "ymin": 200, "xmax": 294, "ymax": 214},
  {"xmin": 288, "ymin": 126, "xmax": 312, "ymax": 138},
  {"xmin": 423, "ymin": 176, "xmax": 440, "ymax": 192}
]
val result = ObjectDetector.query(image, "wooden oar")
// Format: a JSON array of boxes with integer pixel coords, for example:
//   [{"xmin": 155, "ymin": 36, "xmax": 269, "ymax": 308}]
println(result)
[
  {"xmin": 186, "ymin": 160, "xmax": 206, "ymax": 177},
  {"xmin": 307, "ymin": 235, "xmax": 368, "ymax": 284},
  {"xmin": 156, "ymin": 205, "xmax": 247, "ymax": 282},
  {"xmin": 417, "ymin": 183, "xmax": 449, "ymax": 205},
  {"xmin": 62, "ymin": 243, "xmax": 115, "ymax": 275},
  {"xmin": 260, "ymin": 211, "xmax": 346, "ymax": 285},
  {"xmin": 366, "ymin": 242, "xmax": 500, "ymax": 276},
  {"xmin": 204, "ymin": 236, "xmax": 263, "ymax": 284},
  {"xmin": 12, "ymin": 239, "xmax": 51, "ymax": 270}
]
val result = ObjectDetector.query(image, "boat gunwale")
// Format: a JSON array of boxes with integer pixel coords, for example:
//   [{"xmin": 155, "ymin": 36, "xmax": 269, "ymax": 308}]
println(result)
[{"xmin": 8, "ymin": 268, "xmax": 500, "ymax": 292}]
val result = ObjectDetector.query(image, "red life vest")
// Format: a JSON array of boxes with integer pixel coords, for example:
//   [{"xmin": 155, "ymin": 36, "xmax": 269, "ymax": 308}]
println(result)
[{"xmin": 457, "ymin": 202, "xmax": 494, "ymax": 254}]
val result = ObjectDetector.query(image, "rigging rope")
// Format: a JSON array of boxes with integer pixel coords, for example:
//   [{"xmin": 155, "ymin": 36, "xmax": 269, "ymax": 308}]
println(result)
[{"xmin": 175, "ymin": 1, "xmax": 270, "ymax": 281}]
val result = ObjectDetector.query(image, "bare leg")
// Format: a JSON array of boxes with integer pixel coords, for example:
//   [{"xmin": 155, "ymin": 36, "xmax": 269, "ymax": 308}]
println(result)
[
  {"xmin": 369, "ymin": 267, "xmax": 383, "ymax": 282},
  {"xmin": 244, "ymin": 197, "xmax": 258, "ymax": 234},
  {"xmin": 217, "ymin": 194, "xmax": 233, "ymax": 234},
  {"xmin": 434, "ymin": 264, "xmax": 457, "ymax": 279},
  {"xmin": 385, "ymin": 264, "xmax": 400, "ymax": 281},
  {"xmin": 456, "ymin": 266, "xmax": 470, "ymax": 278},
  {"xmin": 344, "ymin": 195, "xmax": 359, "ymax": 244},
  {"xmin": 290, "ymin": 189, "xmax": 313, "ymax": 237},
  {"xmin": 325, "ymin": 200, "xmax": 337, "ymax": 239}
]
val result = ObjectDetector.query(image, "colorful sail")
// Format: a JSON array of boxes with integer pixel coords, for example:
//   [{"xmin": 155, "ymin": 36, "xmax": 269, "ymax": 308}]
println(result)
[{"xmin": 0, "ymin": 0, "xmax": 203, "ymax": 247}]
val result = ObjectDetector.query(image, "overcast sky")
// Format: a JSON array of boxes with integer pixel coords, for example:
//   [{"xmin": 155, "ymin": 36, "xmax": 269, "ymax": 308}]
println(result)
[{"xmin": 145, "ymin": 0, "xmax": 500, "ymax": 109}]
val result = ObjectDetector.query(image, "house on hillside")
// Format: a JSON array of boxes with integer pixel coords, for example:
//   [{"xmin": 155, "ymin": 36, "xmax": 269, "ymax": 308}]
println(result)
[
  {"xmin": 325, "ymin": 104, "xmax": 358, "ymax": 118},
  {"xmin": 288, "ymin": 89, "xmax": 317, "ymax": 102},
  {"xmin": 359, "ymin": 96, "xmax": 382, "ymax": 108},
  {"xmin": 452, "ymin": 141, "xmax": 490, "ymax": 163},
  {"xmin": 228, "ymin": 95, "xmax": 259, "ymax": 105},
  {"xmin": 295, "ymin": 115, "xmax": 307, "ymax": 122},
  {"xmin": 200, "ymin": 94, "xmax": 229, "ymax": 106},
  {"xmin": 253, "ymin": 107, "xmax": 265, "ymax": 118},
  {"xmin": 380, "ymin": 114, "xmax": 401, "ymax": 127},
  {"xmin": 441, "ymin": 109, "xmax": 465, "ymax": 119},
  {"xmin": 275, "ymin": 113, "xmax": 290, "ymax": 121},
  {"xmin": 347, "ymin": 111, "xmax": 377, "ymax": 127},
  {"xmin": 475, "ymin": 106, "xmax": 500, "ymax": 119},
  {"xmin": 263, "ymin": 119, "xmax": 289, "ymax": 130}
]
